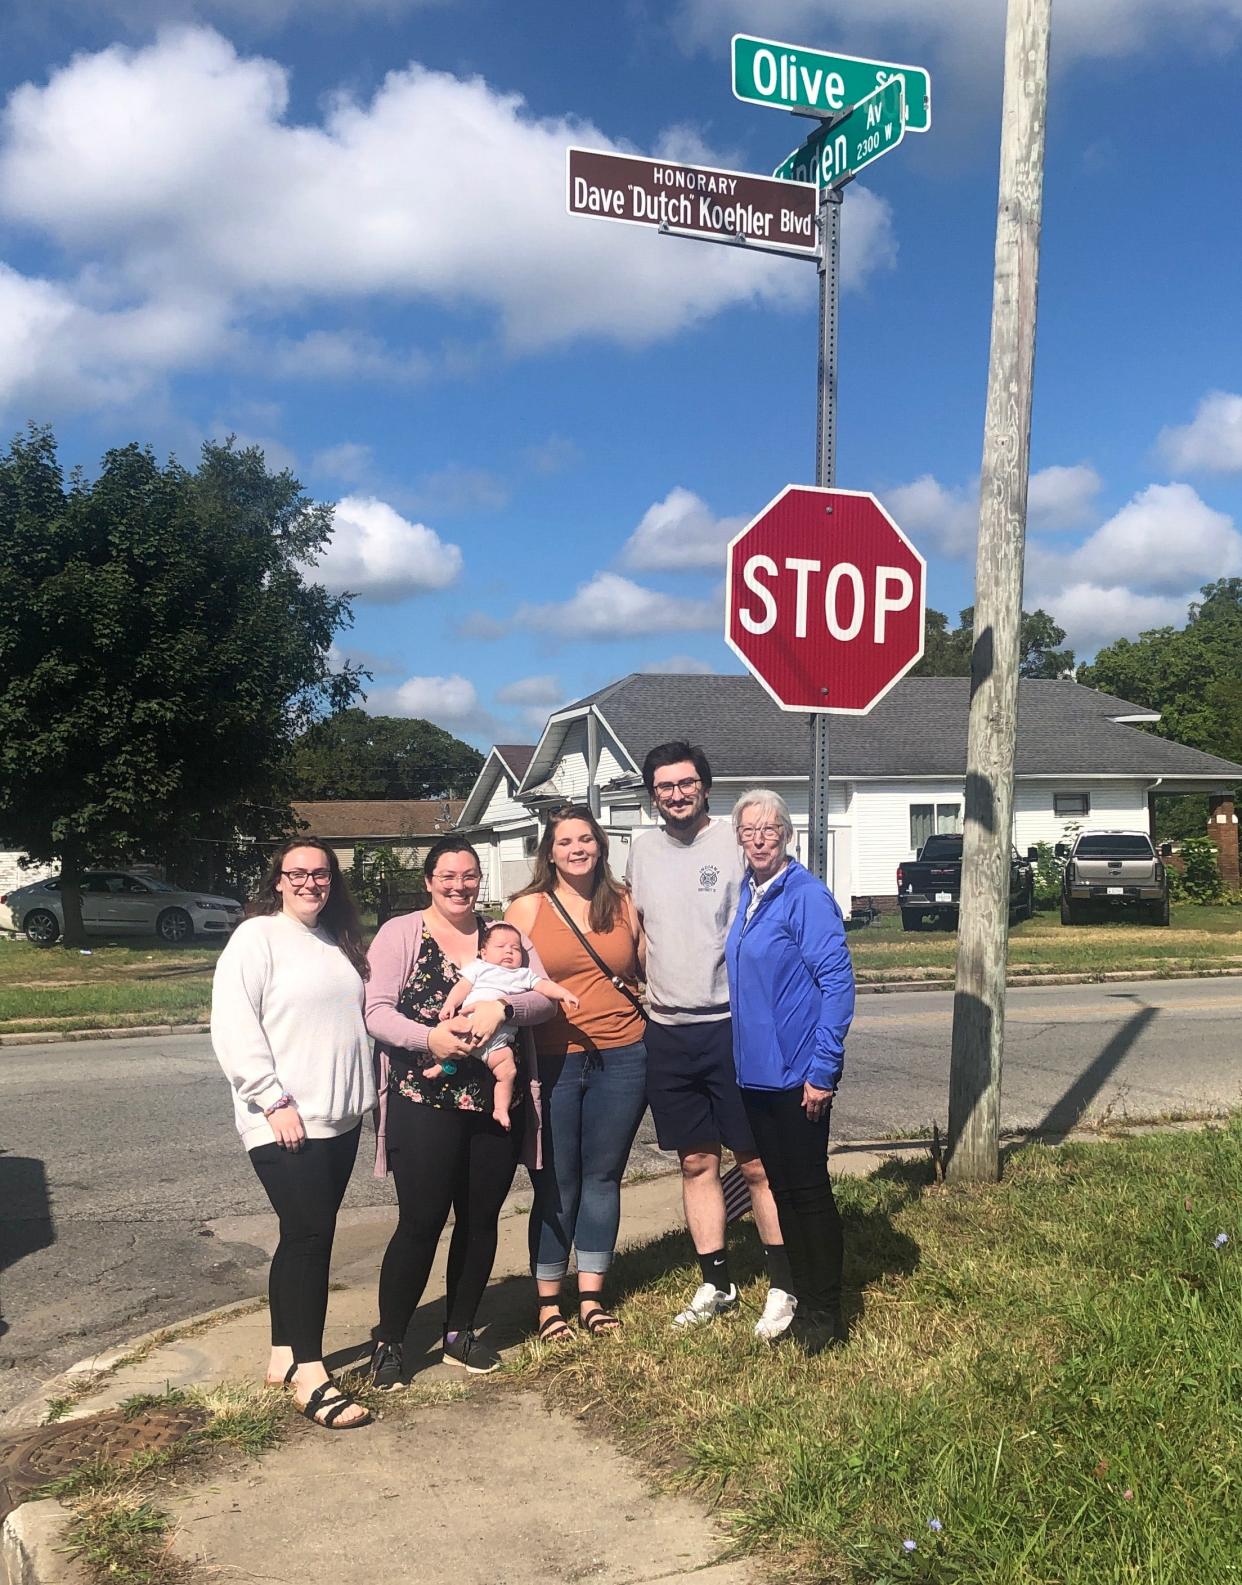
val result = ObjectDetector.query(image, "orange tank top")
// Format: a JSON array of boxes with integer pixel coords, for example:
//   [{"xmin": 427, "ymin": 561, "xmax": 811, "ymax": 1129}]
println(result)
[{"xmin": 527, "ymin": 894, "xmax": 646, "ymax": 1056}]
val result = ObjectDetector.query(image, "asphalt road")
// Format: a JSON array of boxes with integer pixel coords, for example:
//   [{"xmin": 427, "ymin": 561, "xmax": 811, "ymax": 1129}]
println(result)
[{"xmin": 2, "ymin": 976, "xmax": 1239, "ymax": 1417}]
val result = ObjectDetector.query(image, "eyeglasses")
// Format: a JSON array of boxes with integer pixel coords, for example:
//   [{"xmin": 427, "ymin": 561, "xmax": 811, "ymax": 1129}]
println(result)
[
  {"xmin": 281, "ymin": 868, "xmax": 331, "ymax": 886},
  {"xmin": 737, "ymin": 826, "xmax": 784, "ymax": 843},
  {"xmin": 652, "ymin": 776, "xmax": 702, "ymax": 797}
]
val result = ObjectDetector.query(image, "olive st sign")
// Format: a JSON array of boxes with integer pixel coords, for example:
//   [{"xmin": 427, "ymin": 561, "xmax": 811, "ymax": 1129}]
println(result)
[{"xmin": 731, "ymin": 33, "xmax": 932, "ymax": 133}]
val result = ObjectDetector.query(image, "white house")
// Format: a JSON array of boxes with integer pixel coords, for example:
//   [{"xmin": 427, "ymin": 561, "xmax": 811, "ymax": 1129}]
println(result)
[{"xmin": 461, "ymin": 673, "xmax": 1242, "ymax": 912}]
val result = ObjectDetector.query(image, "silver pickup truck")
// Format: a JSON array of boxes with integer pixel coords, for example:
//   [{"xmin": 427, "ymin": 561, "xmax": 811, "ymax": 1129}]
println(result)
[{"xmin": 1056, "ymin": 830, "xmax": 1172, "ymax": 926}]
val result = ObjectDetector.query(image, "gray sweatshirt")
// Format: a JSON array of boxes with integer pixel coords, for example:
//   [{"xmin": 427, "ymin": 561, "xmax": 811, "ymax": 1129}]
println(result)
[{"xmin": 625, "ymin": 817, "xmax": 744, "ymax": 1026}]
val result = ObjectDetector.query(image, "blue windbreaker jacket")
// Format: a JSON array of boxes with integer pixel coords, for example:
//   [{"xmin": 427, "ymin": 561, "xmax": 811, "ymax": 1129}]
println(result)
[{"xmin": 725, "ymin": 859, "xmax": 855, "ymax": 1092}]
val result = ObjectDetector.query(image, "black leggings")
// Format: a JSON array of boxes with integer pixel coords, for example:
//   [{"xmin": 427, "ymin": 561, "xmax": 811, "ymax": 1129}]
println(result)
[
  {"xmin": 248, "ymin": 1125, "xmax": 361, "ymax": 1363},
  {"xmin": 377, "ymin": 1100, "xmax": 523, "ymax": 1343},
  {"xmin": 741, "ymin": 1087, "xmax": 843, "ymax": 1315}
]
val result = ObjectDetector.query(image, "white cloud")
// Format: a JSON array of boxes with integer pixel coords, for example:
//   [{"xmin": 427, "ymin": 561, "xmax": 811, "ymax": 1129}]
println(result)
[
  {"xmin": 268, "ymin": 330, "xmax": 431, "ymax": 382},
  {"xmin": 85, "ymin": 0, "xmax": 451, "ymax": 25},
  {"xmin": 884, "ymin": 474, "xmax": 978, "ymax": 559},
  {"xmin": 641, "ymin": 654, "xmax": 715, "ymax": 675},
  {"xmin": 518, "ymin": 572, "xmax": 718, "ymax": 639},
  {"xmin": 1157, "ymin": 391, "xmax": 1242, "ymax": 473},
  {"xmin": 1052, "ymin": 483, "xmax": 1242, "ymax": 595},
  {"xmin": 1027, "ymin": 464, "xmax": 1102, "ymax": 531},
  {"xmin": 620, "ymin": 487, "xmax": 746, "ymax": 572},
  {"xmin": 1039, "ymin": 583, "xmax": 1190, "ymax": 654},
  {"xmin": 455, "ymin": 611, "xmax": 507, "ymax": 640},
  {"xmin": 0, "ymin": 24, "xmax": 868, "ymax": 400},
  {"xmin": 524, "ymin": 435, "xmax": 581, "ymax": 476},
  {"xmin": 495, "ymin": 674, "xmax": 564, "ymax": 707},
  {"xmin": 368, "ymin": 671, "xmax": 498, "ymax": 737},
  {"xmin": 304, "ymin": 494, "xmax": 463, "ymax": 601}
]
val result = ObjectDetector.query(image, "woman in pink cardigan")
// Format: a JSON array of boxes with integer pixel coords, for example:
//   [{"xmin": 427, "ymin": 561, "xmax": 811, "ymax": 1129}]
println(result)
[{"xmin": 365, "ymin": 835, "xmax": 555, "ymax": 1388}]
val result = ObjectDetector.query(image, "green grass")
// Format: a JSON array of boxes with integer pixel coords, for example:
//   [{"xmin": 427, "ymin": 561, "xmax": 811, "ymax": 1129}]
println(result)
[
  {"xmin": 1, "ymin": 904, "xmax": 1239, "ymax": 1035},
  {"xmin": 848, "ymin": 903, "xmax": 1242, "ymax": 983},
  {"xmin": 518, "ymin": 1123, "xmax": 1242, "ymax": 1585},
  {"xmin": 0, "ymin": 937, "xmax": 221, "ymax": 1032}
]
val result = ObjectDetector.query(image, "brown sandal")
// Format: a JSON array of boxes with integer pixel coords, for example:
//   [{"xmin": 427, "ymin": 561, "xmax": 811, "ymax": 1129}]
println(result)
[{"xmin": 299, "ymin": 1380, "xmax": 372, "ymax": 1430}]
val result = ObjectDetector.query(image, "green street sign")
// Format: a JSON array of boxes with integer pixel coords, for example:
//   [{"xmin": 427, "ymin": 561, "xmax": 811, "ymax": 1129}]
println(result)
[
  {"xmin": 732, "ymin": 33, "xmax": 931, "ymax": 134},
  {"xmin": 773, "ymin": 77, "xmax": 906, "ymax": 189}
]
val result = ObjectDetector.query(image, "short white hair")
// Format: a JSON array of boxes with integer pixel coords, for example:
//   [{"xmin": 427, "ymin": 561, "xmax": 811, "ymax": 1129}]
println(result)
[{"xmin": 732, "ymin": 788, "xmax": 794, "ymax": 839}]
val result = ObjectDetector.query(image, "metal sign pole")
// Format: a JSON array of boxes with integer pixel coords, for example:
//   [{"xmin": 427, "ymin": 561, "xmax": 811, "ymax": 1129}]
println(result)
[{"xmin": 808, "ymin": 187, "xmax": 841, "ymax": 887}]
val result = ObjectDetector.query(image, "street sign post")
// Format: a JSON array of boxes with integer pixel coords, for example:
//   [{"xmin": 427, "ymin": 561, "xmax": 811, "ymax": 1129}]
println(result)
[
  {"xmin": 724, "ymin": 485, "xmax": 926, "ymax": 715},
  {"xmin": 567, "ymin": 147, "xmax": 817, "ymax": 255},
  {"xmin": 773, "ymin": 77, "xmax": 906, "ymax": 189},
  {"xmin": 731, "ymin": 33, "xmax": 931, "ymax": 132}
]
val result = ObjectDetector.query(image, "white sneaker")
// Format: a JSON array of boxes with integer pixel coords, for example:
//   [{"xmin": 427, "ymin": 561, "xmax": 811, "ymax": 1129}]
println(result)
[
  {"xmin": 672, "ymin": 1281, "xmax": 739, "ymax": 1327},
  {"xmin": 754, "ymin": 1287, "xmax": 798, "ymax": 1342}
]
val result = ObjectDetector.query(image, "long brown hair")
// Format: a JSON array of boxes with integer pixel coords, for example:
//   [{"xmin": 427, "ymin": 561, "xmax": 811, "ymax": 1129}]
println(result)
[
  {"xmin": 515, "ymin": 804, "xmax": 628, "ymax": 934},
  {"xmin": 248, "ymin": 836, "xmax": 369, "ymax": 980}
]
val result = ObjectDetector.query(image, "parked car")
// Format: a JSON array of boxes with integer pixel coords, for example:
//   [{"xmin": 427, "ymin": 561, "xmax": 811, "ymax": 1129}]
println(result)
[
  {"xmin": 896, "ymin": 834, "xmax": 1035, "ymax": 932},
  {"xmin": 1057, "ymin": 831, "xmax": 1171, "ymax": 926},
  {"xmin": 1, "ymin": 870, "xmax": 243, "ymax": 946}
]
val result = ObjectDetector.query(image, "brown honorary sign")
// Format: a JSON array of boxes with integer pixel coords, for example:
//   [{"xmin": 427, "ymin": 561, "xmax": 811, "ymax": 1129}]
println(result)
[{"xmin": 566, "ymin": 147, "xmax": 817, "ymax": 255}]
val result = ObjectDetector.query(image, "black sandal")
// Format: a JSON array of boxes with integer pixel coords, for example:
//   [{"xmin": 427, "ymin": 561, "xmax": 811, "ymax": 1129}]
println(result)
[
  {"xmin": 579, "ymin": 1305, "xmax": 622, "ymax": 1337},
  {"xmin": 537, "ymin": 1304, "xmax": 573, "ymax": 1343},
  {"xmin": 265, "ymin": 1363, "xmax": 297, "ymax": 1389},
  {"xmin": 299, "ymin": 1380, "xmax": 372, "ymax": 1430}
]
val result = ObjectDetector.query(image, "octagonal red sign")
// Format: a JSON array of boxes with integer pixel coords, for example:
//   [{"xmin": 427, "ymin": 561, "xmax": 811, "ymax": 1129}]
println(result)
[{"xmin": 725, "ymin": 485, "xmax": 926, "ymax": 714}]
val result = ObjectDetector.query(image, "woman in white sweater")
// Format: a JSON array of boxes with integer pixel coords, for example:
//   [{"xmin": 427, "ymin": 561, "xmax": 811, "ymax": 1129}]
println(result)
[{"xmin": 211, "ymin": 838, "xmax": 376, "ymax": 1430}]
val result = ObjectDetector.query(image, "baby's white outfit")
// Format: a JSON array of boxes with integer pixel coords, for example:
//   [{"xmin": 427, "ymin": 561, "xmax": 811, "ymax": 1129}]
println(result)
[{"xmin": 459, "ymin": 958, "xmax": 542, "ymax": 1058}]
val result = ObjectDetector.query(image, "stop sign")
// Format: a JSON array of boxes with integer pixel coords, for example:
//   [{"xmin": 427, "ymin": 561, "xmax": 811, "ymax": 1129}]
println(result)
[{"xmin": 725, "ymin": 485, "xmax": 926, "ymax": 714}]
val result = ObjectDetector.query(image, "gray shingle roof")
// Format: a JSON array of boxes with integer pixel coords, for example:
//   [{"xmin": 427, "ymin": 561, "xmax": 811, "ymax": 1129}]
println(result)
[{"xmin": 564, "ymin": 674, "xmax": 1242, "ymax": 780}]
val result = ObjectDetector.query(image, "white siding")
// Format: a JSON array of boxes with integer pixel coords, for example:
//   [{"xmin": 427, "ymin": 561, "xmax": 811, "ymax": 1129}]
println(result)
[
  {"xmin": 597, "ymin": 741, "xmax": 627, "ymax": 783},
  {"xmin": 853, "ymin": 781, "xmax": 966, "ymax": 896},
  {"xmin": 481, "ymin": 771, "xmax": 528, "ymax": 825},
  {"xmin": 1013, "ymin": 781, "xmax": 1149, "ymax": 851},
  {"xmin": 0, "ymin": 852, "xmax": 56, "ymax": 896},
  {"xmin": 554, "ymin": 719, "xmax": 590, "ymax": 798}
]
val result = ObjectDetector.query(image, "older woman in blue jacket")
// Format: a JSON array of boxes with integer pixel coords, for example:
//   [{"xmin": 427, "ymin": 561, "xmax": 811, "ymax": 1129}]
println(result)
[{"xmin": 724, "ymin": 788, "xmax": 855, "ymax": 1353}]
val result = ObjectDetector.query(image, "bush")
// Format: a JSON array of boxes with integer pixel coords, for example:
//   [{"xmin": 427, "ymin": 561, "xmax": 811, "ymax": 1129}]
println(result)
[
  {"xmin": 1174, "ymin": 835, "xmax": 1225, "ymax": 903},
  {"xmin": 1030, "ymin": 841, "xmax": 1065, "ymax": 908}
]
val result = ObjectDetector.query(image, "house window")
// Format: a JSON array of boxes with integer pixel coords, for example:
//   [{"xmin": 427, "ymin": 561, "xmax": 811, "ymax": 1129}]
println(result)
[
  {"xmin": 910, "ymin": 803, "xmax": 963, "ymax": 849},
  {"xmin": 1054, "ymin": 792, "xmax": 1090, "ymax": 817},
  {"xmin": 524, "ymin": 834, "xmax": 538, "ymax": 856}
]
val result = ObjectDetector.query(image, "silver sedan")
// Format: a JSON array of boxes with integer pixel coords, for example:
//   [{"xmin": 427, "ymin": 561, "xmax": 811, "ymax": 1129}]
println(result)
[{"xmin": 1, "ymin": 869, "xmax": 243, "ymax": 946}]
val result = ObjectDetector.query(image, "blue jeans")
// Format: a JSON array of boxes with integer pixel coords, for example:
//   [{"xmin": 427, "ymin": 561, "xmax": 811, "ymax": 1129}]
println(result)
[{"xmin": 529, "ymin": 1040, "xmax": 648, "ymax": 1280}]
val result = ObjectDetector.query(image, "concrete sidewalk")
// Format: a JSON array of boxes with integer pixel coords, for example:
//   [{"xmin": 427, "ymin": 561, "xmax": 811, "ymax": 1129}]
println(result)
[{"xmin": 3, "ymin": 1142, "xmax": 925, "ymax": 1585}]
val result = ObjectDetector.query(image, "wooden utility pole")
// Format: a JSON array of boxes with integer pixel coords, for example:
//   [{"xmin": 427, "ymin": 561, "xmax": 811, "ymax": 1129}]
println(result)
[{"xmin": 947, "ymin": 0, "xmax": 1052, "ymax": 1182}]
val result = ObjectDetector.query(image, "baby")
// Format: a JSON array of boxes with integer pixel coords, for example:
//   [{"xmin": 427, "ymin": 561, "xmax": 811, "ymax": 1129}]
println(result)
[{"xmin": 434, "ymin": 922, "xmax": 579, "ymax": 1128}]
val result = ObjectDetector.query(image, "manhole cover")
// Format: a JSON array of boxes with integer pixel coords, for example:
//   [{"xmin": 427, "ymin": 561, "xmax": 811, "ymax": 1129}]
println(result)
[{"xmin": 0, "ymin": 1405, "xmax": 206, "ymax": 1520}]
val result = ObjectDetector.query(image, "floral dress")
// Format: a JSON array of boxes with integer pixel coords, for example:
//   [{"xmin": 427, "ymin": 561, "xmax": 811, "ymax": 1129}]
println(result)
[{"xmin": 388, "ymin": 921, "xmax": 525, "ymax": 1116}]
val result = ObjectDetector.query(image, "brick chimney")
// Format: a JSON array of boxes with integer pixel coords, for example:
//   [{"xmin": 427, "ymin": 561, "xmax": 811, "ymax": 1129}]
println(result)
[{"xmin": 1206, "ymin": 795, "xmax": 1240, "ymax": 891}]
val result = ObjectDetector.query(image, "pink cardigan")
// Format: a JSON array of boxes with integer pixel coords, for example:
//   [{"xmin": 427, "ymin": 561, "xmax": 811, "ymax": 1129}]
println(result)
[{"xmin": 365, "ymin": 911, "xmax": 555, "ymax": 1176}]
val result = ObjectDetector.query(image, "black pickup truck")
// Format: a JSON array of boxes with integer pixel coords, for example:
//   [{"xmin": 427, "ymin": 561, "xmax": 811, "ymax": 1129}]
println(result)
[{"xmin": 896, "ymin": 834, "xmax": 1035, "ymax": 932}]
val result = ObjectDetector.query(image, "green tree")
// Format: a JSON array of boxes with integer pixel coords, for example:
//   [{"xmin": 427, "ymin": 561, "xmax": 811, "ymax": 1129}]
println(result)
[
  {"xmin": 912, "ymin": 606, "xmax": 1075, "ymax": 678},
  {"xmin": 0, "ymin": 426, "xmax": 361, "ymax": 946},
  {"xmin": 1079, "ymin": 580, "xmax": 1242, "ymax": 844},
  {"xmin": 290, "ymin": 708, "xmax": 483, "ymax": 800}
]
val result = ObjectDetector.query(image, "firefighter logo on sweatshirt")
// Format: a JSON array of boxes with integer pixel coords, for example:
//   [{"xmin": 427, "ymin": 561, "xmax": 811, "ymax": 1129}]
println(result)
[{"xmin": 698, "ymin": 865, "xmax": 719, "ymax": 892}]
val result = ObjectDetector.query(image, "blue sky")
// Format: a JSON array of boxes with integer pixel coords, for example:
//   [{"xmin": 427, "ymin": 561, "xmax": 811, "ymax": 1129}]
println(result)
[{"xmin": 3, "ymin": 0, "xmax": 1241, "ymax": 748}]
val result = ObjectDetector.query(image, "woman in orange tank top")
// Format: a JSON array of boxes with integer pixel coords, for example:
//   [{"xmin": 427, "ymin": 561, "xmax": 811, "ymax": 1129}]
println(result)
[{"xmin": 506, "ymin": 805, "xmax": 646, "ymax": 1341}]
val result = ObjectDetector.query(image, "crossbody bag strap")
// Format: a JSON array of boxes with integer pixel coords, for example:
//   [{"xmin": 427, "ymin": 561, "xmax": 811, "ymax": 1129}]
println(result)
[{"xmin": 546, "ymin": 892, "xmax": 647, "ymax": 1022}]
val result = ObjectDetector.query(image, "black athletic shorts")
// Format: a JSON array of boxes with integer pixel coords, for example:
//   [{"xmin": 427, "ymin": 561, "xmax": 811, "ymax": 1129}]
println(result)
[{"xmin": 644, "ymin": 1018, "xmax": 756, "ymax": 1156}]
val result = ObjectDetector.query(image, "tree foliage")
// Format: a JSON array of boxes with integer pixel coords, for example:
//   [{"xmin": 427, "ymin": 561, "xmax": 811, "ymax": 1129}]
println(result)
[
  {"xmin": 0, "ymin": 426, "xmax": 361, "ymax": 943},
  {"xmin": 290, "ymin": 708, "xmax": 483, "ymax": 800},
  {"xmin": 912, "ymin": 606, "xmax": 1075, "ymax": 679}
]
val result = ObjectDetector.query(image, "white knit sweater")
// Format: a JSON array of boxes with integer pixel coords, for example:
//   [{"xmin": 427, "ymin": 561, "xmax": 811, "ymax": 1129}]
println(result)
[{"xmin": 210, "ymin": 912, "xmax": 377, "ymax": 1150}]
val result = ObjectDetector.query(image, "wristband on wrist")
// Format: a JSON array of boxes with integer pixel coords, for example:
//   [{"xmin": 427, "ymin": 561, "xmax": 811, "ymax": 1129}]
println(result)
[{"xmin": 264, "ymin": 1092, "xmax": 295, "ymax": 1116}]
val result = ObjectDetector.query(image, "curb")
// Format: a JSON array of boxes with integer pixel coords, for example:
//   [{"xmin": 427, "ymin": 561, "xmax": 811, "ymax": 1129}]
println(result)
[
  {"xmin": 3, "ymin": 967, "xmax": 1241, "ymax": 1043},
  {"xmin": 1, "ymin": 1499, "xmax": 87, "ymax": 1585},
  {"xmin": 0, "ymin": 1023, "xmax": 209, "ymax": 1048}
]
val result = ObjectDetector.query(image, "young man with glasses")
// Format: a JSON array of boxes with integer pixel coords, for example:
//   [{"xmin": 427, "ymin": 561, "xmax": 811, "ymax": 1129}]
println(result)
[{"xmin": 625, "ymin": 742, "xmax": 793, "ymax": 1338}]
